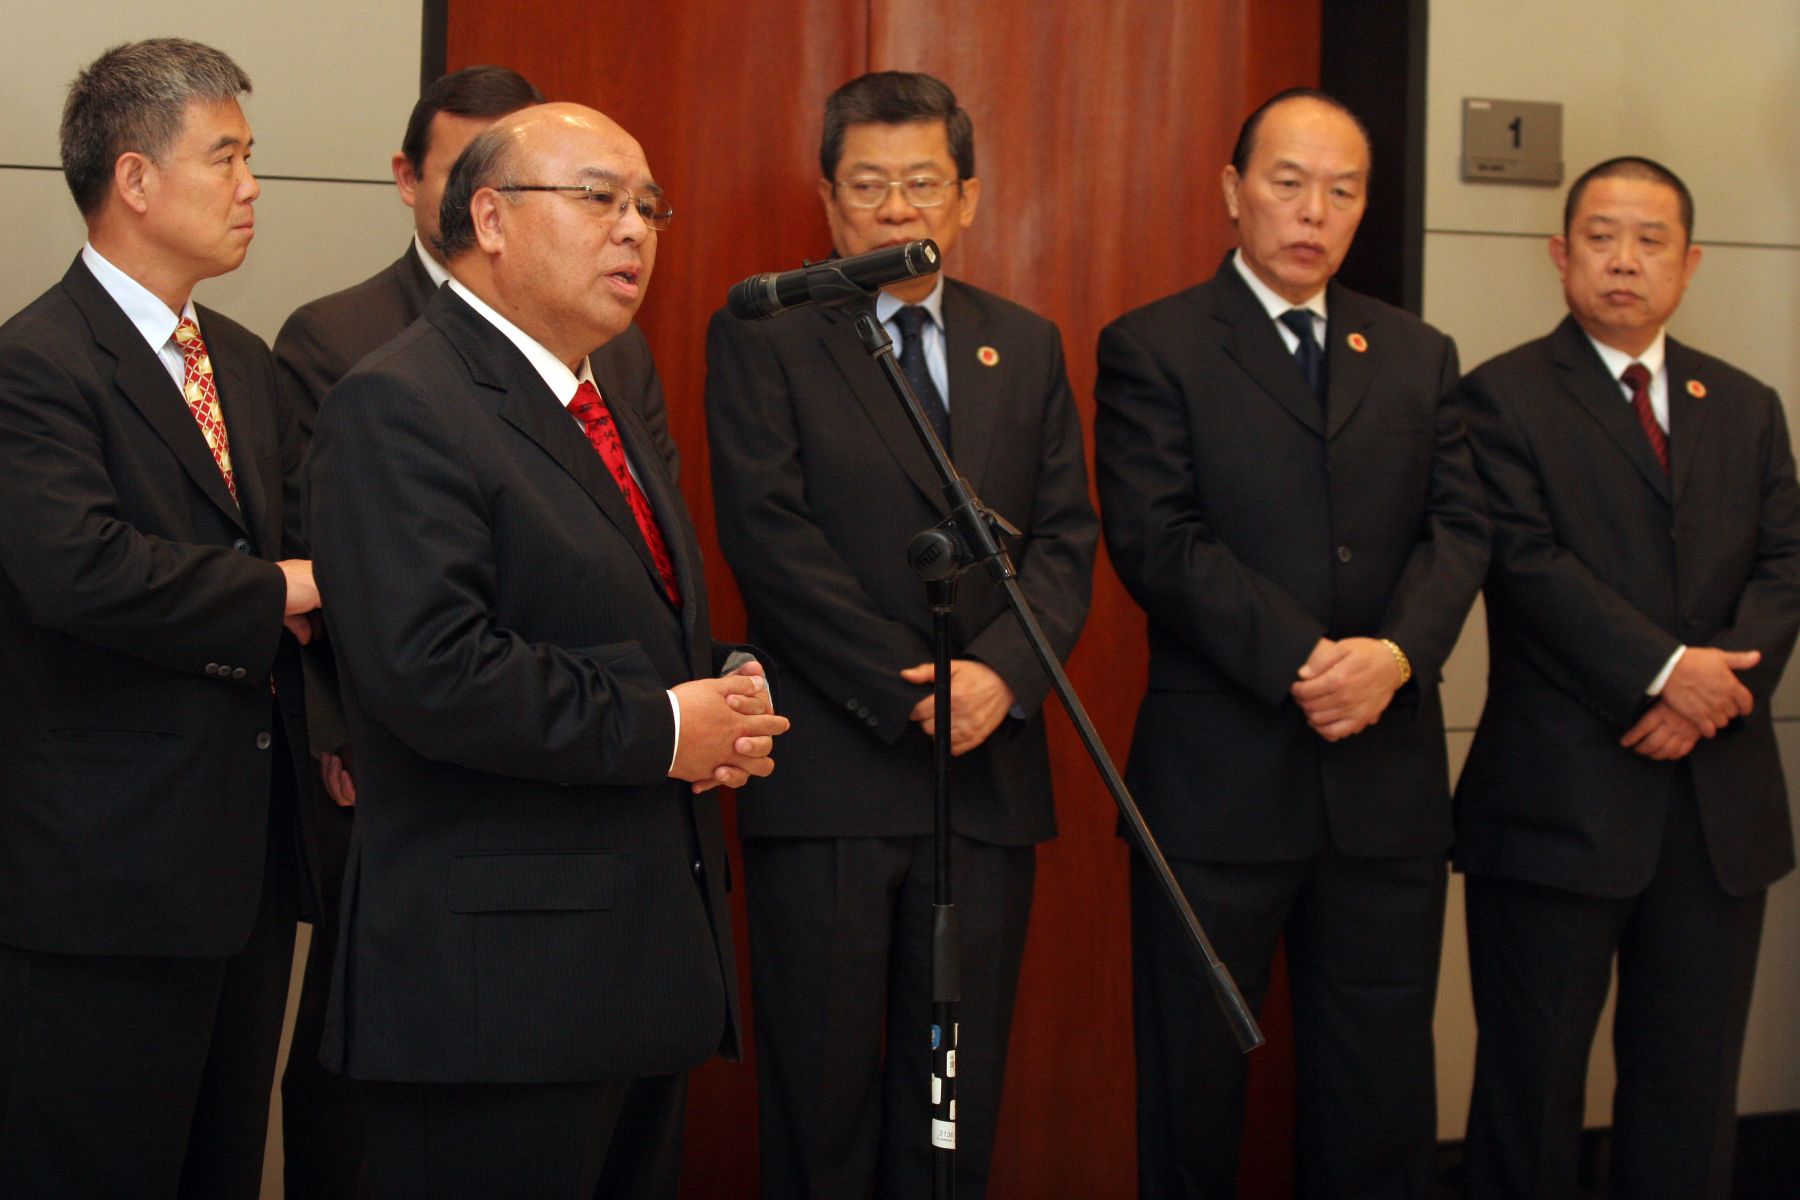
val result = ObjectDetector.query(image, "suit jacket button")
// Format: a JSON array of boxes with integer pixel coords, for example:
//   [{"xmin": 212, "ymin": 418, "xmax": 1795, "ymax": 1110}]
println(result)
[
  {"xmin": 845, "ymin": 698, "xmax": 859, "ymax": 711},
  {"xmin": 205, "ymin": 663, "xmax": 220, "ymax": 675},
  {"xmin": 1336, "ymin": 545, "xmax": 1353, "ymax": 563},
  {"xmin": 691, "ymin": 857, "xmax": 705, "ymax": 879},
  {"xmin": 231, "ymin": 667, "xmax": 247, "ymax": 680},
  {"xmin": 255, "ymin": 731, "xmax": 272, "ymax": 750},
  {"xmin": 867, "ymin": 715, "xmax": 879, "ymax": 728},
  {"xmin": 232, "ymin": 538, "xmax": 251, "ymax": 553}
]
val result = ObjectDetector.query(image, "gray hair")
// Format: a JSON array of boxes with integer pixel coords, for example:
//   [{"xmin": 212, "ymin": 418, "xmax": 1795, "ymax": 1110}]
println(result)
[{"xmin": 61, "ymin": 38, "xmax": 252, "ymax": 216}]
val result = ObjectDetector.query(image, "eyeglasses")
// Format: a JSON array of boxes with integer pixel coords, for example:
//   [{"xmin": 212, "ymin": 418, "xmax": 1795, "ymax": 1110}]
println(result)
[
  {"xmin": 833, "ymin": 175, "xmax": 960, "ymax": 210},
  {"xmin": 495, "ymin": 183, "xmax": 675, "ymax": 230}
]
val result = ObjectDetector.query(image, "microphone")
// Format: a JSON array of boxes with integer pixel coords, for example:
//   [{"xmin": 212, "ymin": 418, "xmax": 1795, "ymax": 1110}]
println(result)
[{"xmin": 726, "ymin": 240, "xmax": 940, "ymax": 320}]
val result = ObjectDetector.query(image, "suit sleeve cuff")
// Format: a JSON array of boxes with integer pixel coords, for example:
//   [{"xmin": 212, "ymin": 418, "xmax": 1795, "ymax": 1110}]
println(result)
[{"xmin": 1647, "ymin": 645, "xmax": 1686, "ymax": 696}]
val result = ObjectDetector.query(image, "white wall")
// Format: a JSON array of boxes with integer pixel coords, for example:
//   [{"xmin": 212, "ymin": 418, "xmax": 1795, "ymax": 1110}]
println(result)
[
  {"xmin": 0, "ymin": 4, "xmax": 422, "ymax": 342},
  {"xmin": 1425, "ymin": 0, "xmax": 1800, "ymax": 1138}
]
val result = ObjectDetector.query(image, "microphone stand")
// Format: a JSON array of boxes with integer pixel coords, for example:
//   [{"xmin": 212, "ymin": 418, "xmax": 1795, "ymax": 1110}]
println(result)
[{"xmin": 849, "ymin": 307, "xmax": 1265, "ymax": 1200}]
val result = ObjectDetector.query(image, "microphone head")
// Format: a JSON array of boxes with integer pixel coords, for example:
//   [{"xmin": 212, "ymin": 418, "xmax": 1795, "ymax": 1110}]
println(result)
[
  {"xmin": 903, "ymin": 239, "xmax": 941, "ymax": 276},
  {"xmin": 725, "ymin": 273, "xmax": 779, "ymax": 321}
]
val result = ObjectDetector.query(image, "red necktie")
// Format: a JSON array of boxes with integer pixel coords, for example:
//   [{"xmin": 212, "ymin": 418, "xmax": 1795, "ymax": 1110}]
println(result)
[
  {"xmin": 568, "ymin": 380, "xmax": 681, "ymax": 606},
  {"xmin": 1622, "ymin": 362, "xmax": 1667, "ymax": 472},
  {"xmin": 172, "ymin": 317, "xmax": 238, "ymax": 501}
]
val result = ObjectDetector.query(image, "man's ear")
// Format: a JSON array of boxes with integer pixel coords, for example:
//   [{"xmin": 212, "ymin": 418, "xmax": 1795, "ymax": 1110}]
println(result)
[
  {"xmin": 470, "ymin": 188, "xmax": 507, "ymax": 254},
  {"xmin": 114, "ymin": 152, "xmax": 153, "ymax": 215},
  {"xmin": 392, "ymin": 151, "xmax": 419, "ymax": 209}
]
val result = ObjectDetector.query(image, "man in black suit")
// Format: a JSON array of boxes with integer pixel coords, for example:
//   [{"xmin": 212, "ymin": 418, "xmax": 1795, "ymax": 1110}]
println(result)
[
  {"xmin": 271, "ymin": 64, "xmax": 545, "ymax": 1198},
  {"xmin": 706, "ymin": 71, "xmax": 1097, "ymax": 1199},
  {"xmin": 309, "ymin": 101, "xmax": 788, "ymax": 1199},
  {"xmin": 1094, "ymin": 89, "xmax": 1488, "ymax": 1199},
  {"xmin": 0, "ymin": 38, "xmax": 319, "ymax": 1197},
  {"xmin": 1457, "ymin": 156, "xmax": 1800, "ymax": 1200}
]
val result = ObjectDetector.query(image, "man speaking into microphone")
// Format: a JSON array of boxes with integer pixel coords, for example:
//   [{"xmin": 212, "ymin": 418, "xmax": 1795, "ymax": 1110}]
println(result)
[{"xmin": 705, "ymin": 71, "xmax": 1097, "ymax": 1199}]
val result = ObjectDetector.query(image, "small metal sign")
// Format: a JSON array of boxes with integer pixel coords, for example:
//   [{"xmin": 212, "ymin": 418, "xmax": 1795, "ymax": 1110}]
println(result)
[{"xmin": 1462, "ymin": 98, "xmax": 1563, "ymax": 185}]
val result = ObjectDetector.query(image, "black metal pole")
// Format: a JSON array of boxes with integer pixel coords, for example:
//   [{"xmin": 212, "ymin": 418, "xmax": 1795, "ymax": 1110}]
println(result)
[
  {"xmin": 853, "ymin": 308, "xmax": 1263, "ymax": 1057},
  {"xmin": 925, "ymin": 574, "xmax": 959, "ymax": 1199}
]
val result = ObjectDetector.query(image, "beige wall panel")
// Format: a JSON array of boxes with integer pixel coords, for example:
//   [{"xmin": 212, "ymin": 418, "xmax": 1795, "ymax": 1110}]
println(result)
[
  {"xmin": 2, "ymin": 5, "xmax": 419, "ymax": 180},
  {"xmin": 1426, "ymin": 0, "xmax": 1800, "ymax": 247},
  {"xmin": 0, "ymin": 171, "xmax": 95, "ymax": 314},
  {"xmin": 194, "ymin": 179, "xmax": 413, "ymax": 344},
  {"xmin": 1423, "ymin": 230, "xmax": 1568, "ymax": 376}
]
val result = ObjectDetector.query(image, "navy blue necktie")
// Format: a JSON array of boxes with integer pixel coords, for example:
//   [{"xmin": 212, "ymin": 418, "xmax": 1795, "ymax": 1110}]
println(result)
[
  {"xmin": 893, "ymin": 305, "xmax": 951, "ymax": 452},
  {"xmin": 1279, "ymin": 308, "xmax": 1325, "ymax": 405}
]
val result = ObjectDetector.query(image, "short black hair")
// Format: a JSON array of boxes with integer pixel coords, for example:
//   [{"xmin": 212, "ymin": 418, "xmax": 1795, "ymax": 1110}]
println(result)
[
  {"xmin": 820, "ymin": 71, "xmax": 974, "ymax": 182},
  {"xmin": 1562, "ymin": 155, "xmax": 1694, "ymax": 243},
  {"xmin": 401, "ymin": 65, "xmax": 544, "ymax": 172},
  {"xmin": 1230, "ymin": 87, "xmax": 1371, "ymax": 174},
  {"xmin": 434, "ymin": 123, "xmax": 520, "ymax": 260},
  {"xmin": 60, "ymin": 38, "xmax": 251, "ymax": 216}
]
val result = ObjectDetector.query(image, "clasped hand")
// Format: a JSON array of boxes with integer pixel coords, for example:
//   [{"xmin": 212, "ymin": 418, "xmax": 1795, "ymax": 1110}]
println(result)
[
  {"xmin": 669, "ymin": 660, "xmax": 789, "ymax": 792},
  {"xmin": 1290, "ymin": 637, "xmax": 1403, "ymax": 742},
  {"xmin": 1620, "ymin": 646, "xmax": 1760, "ymax": 761},
  {"xmin": 900, "ymin": 659, "xmax": 1015, "ymax": 756}
]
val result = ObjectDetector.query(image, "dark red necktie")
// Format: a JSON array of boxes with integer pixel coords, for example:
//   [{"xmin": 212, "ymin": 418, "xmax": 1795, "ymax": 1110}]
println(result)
[
  {"xmin": 1622, "ymin": 362, "xmax": 1667, "ymax": 472},
  {"xmin": 569, "ymin": 380, "xmax": 681, "ymax": 606}
]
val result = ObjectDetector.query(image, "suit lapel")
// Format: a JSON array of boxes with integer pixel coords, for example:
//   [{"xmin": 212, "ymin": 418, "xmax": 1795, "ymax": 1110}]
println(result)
[
  {"xmin": 1665, "ymin": 338, "xmax": 1712, "ymax": 504},
  {"xmin": 819, "ymin": 302, "xmax": 946, "ymax": 508},
  {"xmin": 63, "ymin": 260, "xmax": 248, "ymax": 532},
  {"xmin": 431, "ymin": 292, "xmax": 676, "ymax": 608},
  {"xmin": 1214, "ymin": 264, "xmax": 1326, "ymax": 437},
  {"xmin": 1550, "ymin": 317, "xmax": 1670, "ymax": 502},
  {"xmin": 1322, "ymin": 284, "xmax": 1379, "ymax": 439},
  {"xmin": 941, "ymin": 281, "xmax": 1000, "ymax": 489}
]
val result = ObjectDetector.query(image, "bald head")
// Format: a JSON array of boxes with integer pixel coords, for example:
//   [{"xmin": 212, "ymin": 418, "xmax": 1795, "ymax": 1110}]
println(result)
[
  {"xmin": 1222, "ymin": 93, "xmax": 1371, "ymax": 304},
  {"xmin": 436, "ymin": 103, "xmax": 662, "ymax": 368}
]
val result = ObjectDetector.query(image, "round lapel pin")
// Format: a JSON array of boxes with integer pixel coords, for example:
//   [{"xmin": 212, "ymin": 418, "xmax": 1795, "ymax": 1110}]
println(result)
[
  {"xmin": 978, "ymin": 346, "xmax": 1000, "ymax": 367},
  {"xmin": 1347, "ymin": 332, "xmax": 1368, "ymax": 353},
  {"xmin": 1686, "ymin": 379, "xmax": 1706, "ymax": 398}
]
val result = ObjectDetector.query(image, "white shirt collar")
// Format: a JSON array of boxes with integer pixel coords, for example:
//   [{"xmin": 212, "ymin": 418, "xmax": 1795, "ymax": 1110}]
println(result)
[
  {"xmin": 446, "ymin": 278, "xmax": 593, "ymax": 404},
  {"xmin": 412, "ymin": 234, "xmax": 452, "ymax": 289},
  {"xmin": 1585, "ymin": 328, "xmax": 1667, "ymax": 389},
  {"xmin": 875, "ymin": 274, "xmax": 947, "ymax": 329},
  {"xmin": 81, "ymin": 242, "xmax": 197, "ymax": 354},
  {"xmin": 1232, "ymin": 248, "xmax": 1327, "ymax": 326}
]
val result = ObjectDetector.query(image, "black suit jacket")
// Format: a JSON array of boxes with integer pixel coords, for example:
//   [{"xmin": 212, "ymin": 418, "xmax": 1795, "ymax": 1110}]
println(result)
[
  {"xmin": 1094, "ymin": 257, "xmax": 1489, "ymax": 862},
  {"xmin": 0, "ymin": 256, "xmax": 304, "ymax": 956},
  {"xmin": 705, "ymin": 279, "xmax": 1097, "ymax": 845},
  {"xmin": 1457, "ymin": 316, "xmax": 1800, "ymax": 898},
  {"xmin": 274, "ymin": 244, "xmax": 678, "ymax": 891},
  {"xmin": 309, "ymin": 286, "xmax": 739, "ymax": 1083}
]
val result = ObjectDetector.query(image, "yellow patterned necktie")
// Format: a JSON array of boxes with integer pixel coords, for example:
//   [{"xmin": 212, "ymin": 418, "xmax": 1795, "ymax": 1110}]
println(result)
[{"xmin": 173, "ymin": 317, "xmax": 237, "ymax": 502}]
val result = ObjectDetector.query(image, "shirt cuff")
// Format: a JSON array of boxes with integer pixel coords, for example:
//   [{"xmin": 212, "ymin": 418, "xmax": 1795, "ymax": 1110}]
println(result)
[
  {"xmin": 666, "ymin": 689, "xmax": 681, "ymax": 773},
  {"xmin": 1647, "ymin": 646, "xmax": 1686, "ymax": 696}
]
